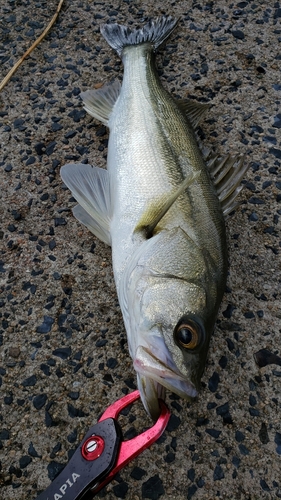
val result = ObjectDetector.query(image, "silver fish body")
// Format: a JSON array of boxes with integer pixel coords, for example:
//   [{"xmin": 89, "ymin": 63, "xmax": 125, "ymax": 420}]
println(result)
[{"xmin": 61, "ymin": 17, "xmax": 246, "ymax": 419}]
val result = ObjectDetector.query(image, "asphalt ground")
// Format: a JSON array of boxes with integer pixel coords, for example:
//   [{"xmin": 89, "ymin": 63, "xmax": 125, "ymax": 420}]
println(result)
[{"xmin": 1, "ymin": 1, "xmax": 281, "ymax": 499}]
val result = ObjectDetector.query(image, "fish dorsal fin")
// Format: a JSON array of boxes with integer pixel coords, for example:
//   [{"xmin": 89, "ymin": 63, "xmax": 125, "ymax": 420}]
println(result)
[
  {"xmin": 176, "ymin": 98, "xmax": 210, "ymax": 128},
  {"xmin": 60, "ymin": 163, "xmax": 112, "ymax": 245},
  {"xmin": 80, "ymin": 79, "xmax": 121, "ymax": 126},
  {"xmin": 206, "ymin": 153, "xmax": 248, "ymax": 216},
  {"xmin": 135, "ymin": 171, "xmax": 200, "ymax": 238}
]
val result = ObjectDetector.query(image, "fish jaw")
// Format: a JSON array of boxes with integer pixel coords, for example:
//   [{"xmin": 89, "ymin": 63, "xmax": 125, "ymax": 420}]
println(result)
[
  {"xmin": 136, "ymin": 374, "xmax": 164, "ymax": 421},
  {"xmin": 133, "ymin": 336, "xmax": 198, "ymax": 420}
]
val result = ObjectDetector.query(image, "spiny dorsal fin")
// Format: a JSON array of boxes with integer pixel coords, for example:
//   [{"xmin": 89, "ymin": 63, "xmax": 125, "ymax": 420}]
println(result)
[
  {"xmin": 206, "ymin": 153, "xmax": 248, "ymax": 216},
  {"xmin": 135, "ymin": 171, "xmax": 200, "ymax": 238},
  {"xmin": 61, "ymin": 163, "xmax": 112, "ymax": 245},
  {"xmin": 81, "ymin": 79, "xmax": 121, "ymax": 126},
  {"xmin": 176, "ymin": 98, "xmax": 210, "ymax": 129}
]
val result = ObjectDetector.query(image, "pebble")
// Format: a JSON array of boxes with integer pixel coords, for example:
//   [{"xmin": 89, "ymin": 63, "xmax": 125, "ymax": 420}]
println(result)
[
  {"xmin": 164, "ymin": 452, "xmax": 175, "ymax": 463},
  {"xmin": 47, "ymin": 461, "xmax": 65, "ymax": 481},
  {"xmin": 106, "ymin": 357, "xmax": 118, "ymax": 369},
  {"xmin": 19, "ymin": 456, "xmax": 32, "ymax": 469},
  {"xmin": 36, "ymin": 316, "xmax": 54, "ymax": 334},
  {"xmin": 130, "ymin": 467, "xmax": 146, "ymax": 480},
  {"xmin": 216, "ymin": 402, "xmax": 233, "ymax": 425},
  {"xmin": 113, "ymin": 481, "xmax": 128, "ymax": 498},
  {"xmin": 52, "ymin": 347, "xmax": 71, "ymax": 359},
  {"xmin": 68, "ymin": 391, "xmax": 79, "ymax": 400},
  {"xmin": 232, "ymin": 30, "xmax": 245, "ymax": 40},
  {"xmin": 67, "ymin": 429, "xmax": 77, "ymax": 443},
  {"xmin": 232, "ymin": 456, "xmax": 241, "ymax": 468},
  {"xmin": 166, "ymin": 414, "xmax": 181, "ymax": 432},
  {"xmin": 208, "ymin": 371, "xmax": 220, "ymax": 392},
  {"xmin": 259, "ymin": 423, "xmax": 269, "ymax": 444},
  {"xmin": 206, "ymin": 428, "xmax": 221, "ymax": 439},
  {"xmin": 33, "ymin": 394, "xmax": 47, "ymax": 410},
  {"xmin": 254, "ymin": 349, "xmax": 281, "ymax": 368},
  {"xmin": 275, "ymin": 432, "xmax": 281, "ymax": 455},
  {"xmin": 142, "ymin": 475, "xmax": 165, "ymax": 500},
  {"xmin": 213, "ymin": 464, "xmax": 224, "ymax": 481},
  {"xmin": 22, "ymin": 375, "xmax": 37, "ymax": 387},
  {"xmin": 9, "ymin": 347, "xmax": 20, "ymax": 358},
  {"xmin": 67, "ymin": 403, "xmax": 87, "ymax": 418},
  {"xmin": 239, "ymin": 444, "xmax": 250, "ymax": 456},
  {"xmin": 40, "ymin": 364, "xmax": 51, "ymax": 376},
  {"xmin": 187, "ymin": 468, "xmax": 195, "ymax": 481},
  {"xmin": 187, "ymin": 485, "xmax": 197, "ymax": 499},
  {"xmin": 0, "ymin": 429, "xmax": 10, "ymax": 440},
  {"xmin": 219, "ymin": 356, "xmax": 228, "ymax": 369},
  {"xmin": 28, "ymin": 442, "xmax": 41, "ymax": 458}
]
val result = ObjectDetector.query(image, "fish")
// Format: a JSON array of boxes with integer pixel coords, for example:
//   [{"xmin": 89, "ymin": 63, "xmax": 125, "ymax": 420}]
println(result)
[{"xmin": 61, "ymin": 16, "xmax": 248, "ymax": 419}]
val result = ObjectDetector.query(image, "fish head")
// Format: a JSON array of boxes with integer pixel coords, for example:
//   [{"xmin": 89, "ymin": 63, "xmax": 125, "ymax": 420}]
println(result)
[
  {"xmin": 122, "ymin": 227, "xmax": 223, "ymax": 419},
  {"xmin": 132, "ymin": 277, "xmax": 213, "ymax": 419}
]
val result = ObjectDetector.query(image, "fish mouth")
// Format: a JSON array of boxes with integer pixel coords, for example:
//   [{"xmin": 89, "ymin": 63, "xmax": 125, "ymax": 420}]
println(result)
[{"xmin": 134, "ymin": 341, "xmax": 197, "ymax": 420}]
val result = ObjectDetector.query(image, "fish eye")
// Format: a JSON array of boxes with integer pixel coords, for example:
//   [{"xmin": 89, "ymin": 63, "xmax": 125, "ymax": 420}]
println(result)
[{"xmin": 174, "ymin": 318, "xmax": 202, "ymax": 350}]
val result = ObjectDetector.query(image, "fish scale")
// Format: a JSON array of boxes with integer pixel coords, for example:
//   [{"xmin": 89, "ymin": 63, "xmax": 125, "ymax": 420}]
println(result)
[{"xmin": 109, "ymin": 42, "xmax": 225, "ymax": 288}]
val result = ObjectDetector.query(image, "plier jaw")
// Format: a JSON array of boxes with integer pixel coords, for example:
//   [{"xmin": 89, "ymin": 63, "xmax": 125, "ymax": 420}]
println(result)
[{"xmin": 34, "ymin": 390, "xmax": 170, "ymax": 500}]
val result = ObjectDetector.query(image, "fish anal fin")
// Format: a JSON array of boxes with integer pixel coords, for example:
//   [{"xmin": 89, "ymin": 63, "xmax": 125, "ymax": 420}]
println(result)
[
  {"xmin": 206, "ymin": 153, "xmax": 249, "ymax": 216},
  {"xmin": 135, "ymin": 171, "xmax": 200, "ymax": 238},
  {"xmin": 80, "ymin": 79, "xmax": 121, "ymax": 126},
  {"xmin": 176, "ymin": 98, "xmax": 210, "ymax": 129},
  {"xmin": 60, "ymin": 163, "xmax": 112, "ymax": 246}
]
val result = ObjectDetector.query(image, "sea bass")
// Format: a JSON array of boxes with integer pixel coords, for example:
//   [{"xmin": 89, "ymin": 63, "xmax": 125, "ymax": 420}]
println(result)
[{"xmin": 61, "ymin": 17, "xmax": 247, "ymax": 419}]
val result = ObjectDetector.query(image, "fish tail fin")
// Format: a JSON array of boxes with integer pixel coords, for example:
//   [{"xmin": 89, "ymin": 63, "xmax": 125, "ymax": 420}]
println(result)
[{"xmin": 100, "ymin": 16, "xmax": 179, "ymax": 57}]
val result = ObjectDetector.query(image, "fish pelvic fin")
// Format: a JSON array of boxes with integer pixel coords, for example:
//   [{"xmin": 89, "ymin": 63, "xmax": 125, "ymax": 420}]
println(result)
[
  {"xmin": 100, "ymin": 16, "xmax": 179, "ymax": 57},
  {"xmin": 135, "ymin": 171, "xmax": 200, "ymax": 238},
  {"xmin": 61, "ymin": 163, "xmax": 112, "ymax": 245},
  {"xmin": 206, "ymin": 153, "xmax": 249, "ymax": 216},
  {"xmin": 81, "ymin": 80, "xmax": 121, "ymax": 126}
]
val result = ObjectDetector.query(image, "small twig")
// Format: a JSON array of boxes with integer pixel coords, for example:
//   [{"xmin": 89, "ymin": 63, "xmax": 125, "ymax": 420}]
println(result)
[{"xmin": 0, "ymin": 0, "xmax": 65, "ymax": 93}]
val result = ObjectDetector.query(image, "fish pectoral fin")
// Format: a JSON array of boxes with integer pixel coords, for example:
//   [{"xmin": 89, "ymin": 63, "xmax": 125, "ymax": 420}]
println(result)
[
  {"xmin": 80, "ymin": 79, "xmax": 121, "ymax": 126},
  {"xmin": 61, "ymin": 163, "xmax": 112, "ymax": 246},
  {"xmin": 206, "ymin": 153, "xmax": 249, "ymax": 216},
  {"xmin": 176, "ymin": 98, "xmax": 210, "ymax": 128},
  {"xmin": 72, "ymin": 204, "xmax": 111, "ymax": 245},
  {"xmin": 135, "ymin": 171, "xmax": 200, "ymax": 238}
]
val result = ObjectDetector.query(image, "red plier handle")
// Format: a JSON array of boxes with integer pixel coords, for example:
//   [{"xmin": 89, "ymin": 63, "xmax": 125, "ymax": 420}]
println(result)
[{"xmin": 95, "ymin": 390, "xmax": 170, "ymax": 493}]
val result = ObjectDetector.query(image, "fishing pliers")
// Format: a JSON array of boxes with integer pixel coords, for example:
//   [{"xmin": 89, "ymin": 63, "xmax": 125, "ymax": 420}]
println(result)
[{"xmin": 35, "ymin": 390, "xmax": 170, "ymax": 499}]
